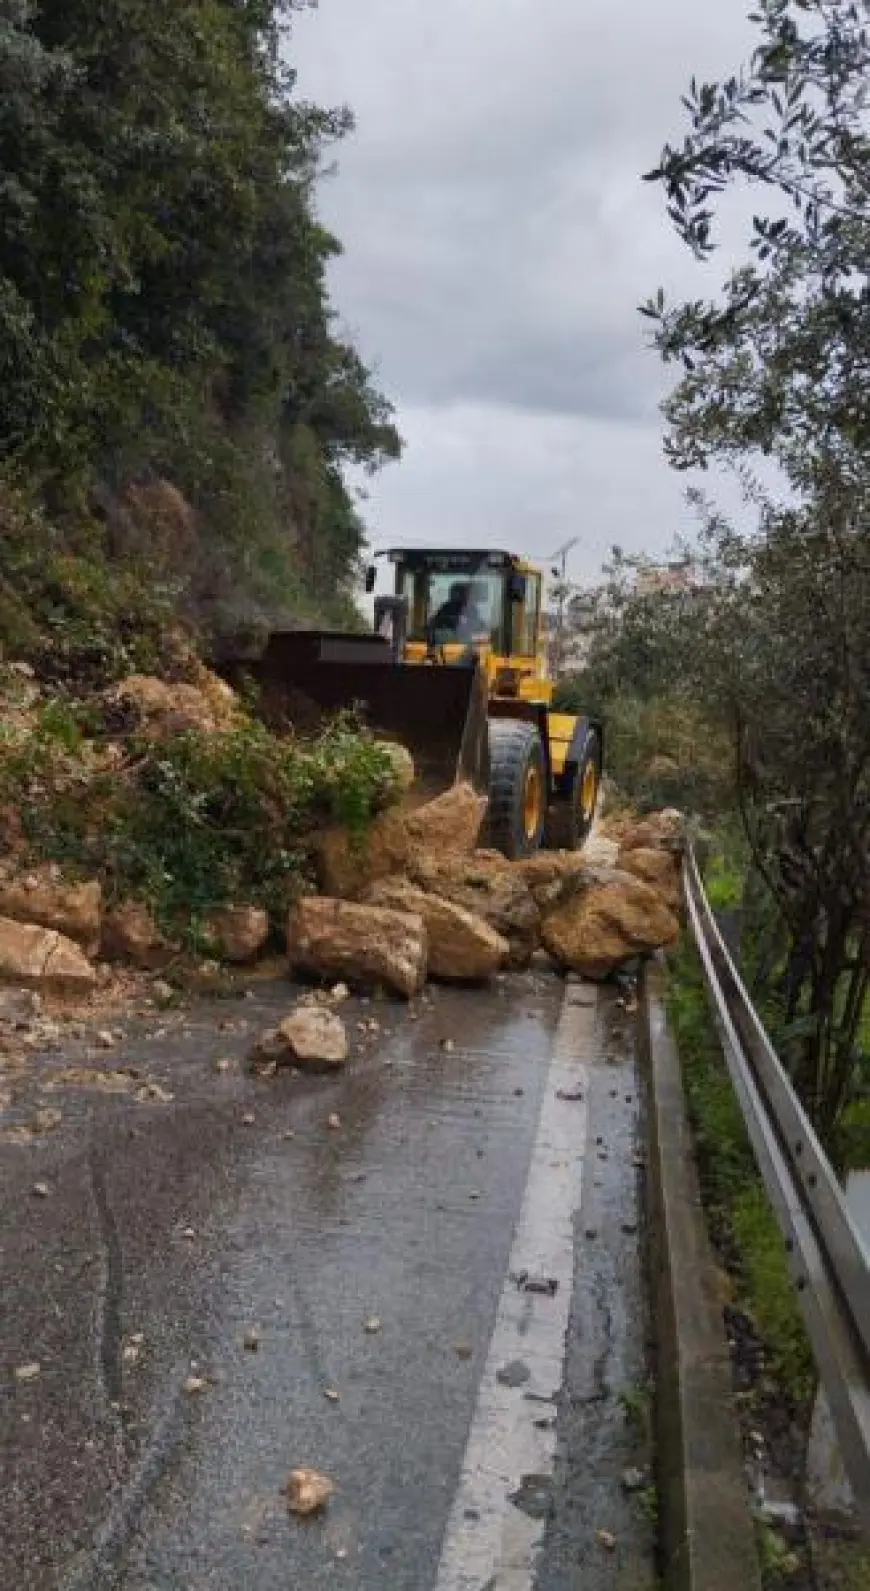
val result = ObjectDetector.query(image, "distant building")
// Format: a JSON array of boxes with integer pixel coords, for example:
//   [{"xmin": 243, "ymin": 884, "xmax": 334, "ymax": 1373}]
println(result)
[
  {"xmin": 545, "ymin": 583, "xmax": 605, "ymax": 676},
  {"xmin": 633, "ymin": 561, "xmax": 700, "ymax": 597}
]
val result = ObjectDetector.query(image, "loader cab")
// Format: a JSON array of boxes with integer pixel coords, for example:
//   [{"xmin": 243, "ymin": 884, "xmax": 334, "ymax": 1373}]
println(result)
[{"xmin": 382, "ymin": 548, "xmax": 546, "ymax": 694}]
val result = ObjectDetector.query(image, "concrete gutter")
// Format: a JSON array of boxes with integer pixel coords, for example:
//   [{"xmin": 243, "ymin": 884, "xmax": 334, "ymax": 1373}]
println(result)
[{"xmin": 639, "ymin": 960, "xmax": 762, "ymax": 1591}]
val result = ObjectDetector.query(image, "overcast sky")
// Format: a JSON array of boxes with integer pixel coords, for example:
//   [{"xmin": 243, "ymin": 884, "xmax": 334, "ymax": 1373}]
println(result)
[{"xmin": 290, "ymin": 0, "xmax": 758, "ymax": 586}]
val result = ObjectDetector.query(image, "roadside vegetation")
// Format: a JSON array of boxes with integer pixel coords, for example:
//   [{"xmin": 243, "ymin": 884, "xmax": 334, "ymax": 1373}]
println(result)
[
  {"xmin": 0, "ymin": 1, "xmax": 399, "ymax": 648},
  {"xmin": 560, "ymin": 0, "xmax": 870, "ymax": 1157},
  {"xmin": 558, "ymin": 5, "xmax": 870, "ymax": 1571},
  {"xmin": 0, "ymin": 2, "xmax": 403, "ymax": 937},
  {"xmin": 668, "ymin": 924, "xmax": 815, "ymax": 1412},
  {"xmin": 0, "ymin": 663, "xmax": 397, "ymax": 943}
]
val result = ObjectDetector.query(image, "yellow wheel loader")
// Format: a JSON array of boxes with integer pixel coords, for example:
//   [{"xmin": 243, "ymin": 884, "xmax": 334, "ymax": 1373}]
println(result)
[{"xmin": 220, "ymin": 547, "xmax": 602, "ymax": 861}]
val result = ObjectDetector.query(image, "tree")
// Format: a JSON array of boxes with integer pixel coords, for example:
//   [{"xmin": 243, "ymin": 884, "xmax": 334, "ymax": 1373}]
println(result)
[
  {"xmin": 0, "ymin": 1, "xmax": 100, "ymax": 466},
  {"xmin": 637, "ymin": 1, "xmax": 870, "ymax": 1136},
  {"xmin": 643, "ymin": 0, "xmax": 870, "ymax": 493},
  {"xmin": 0, "ymin": 0, "xmax": 400, "ymax": 628}
]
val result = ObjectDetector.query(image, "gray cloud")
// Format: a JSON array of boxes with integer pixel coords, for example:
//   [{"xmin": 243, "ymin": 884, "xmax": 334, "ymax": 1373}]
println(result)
[{"xmin": 291, "ymin": 0, "xmax": 758, "ymax": 578}]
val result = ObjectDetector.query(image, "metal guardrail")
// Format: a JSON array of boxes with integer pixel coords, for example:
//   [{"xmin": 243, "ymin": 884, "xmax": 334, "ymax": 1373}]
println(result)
[{"xmin": 683, "ymin": 846, "xmax": 870, "ymax": 1530}]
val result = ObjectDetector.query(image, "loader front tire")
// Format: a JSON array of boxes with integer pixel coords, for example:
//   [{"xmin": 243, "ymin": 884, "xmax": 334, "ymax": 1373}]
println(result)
[{"xmin": 486, "ymin": 719, "xmax": 546, "ymax": 860}]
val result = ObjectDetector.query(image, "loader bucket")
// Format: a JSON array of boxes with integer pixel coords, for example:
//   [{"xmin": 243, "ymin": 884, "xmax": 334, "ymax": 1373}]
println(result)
[{"xmin": 219, "ymin": 630, "xmax": 491, "ymax": 800}]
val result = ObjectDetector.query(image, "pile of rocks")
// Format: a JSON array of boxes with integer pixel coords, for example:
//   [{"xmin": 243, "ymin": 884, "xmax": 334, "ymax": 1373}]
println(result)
[
  {"xmin": 0, "ymin": 687, "xmax": 683, "ymax": 1004},
  {"xmin": 0, "ymin": 664, "xmax": 277, "ymax": 997},
  {"xmin": 244, "ymin": 791, "xmax": 684, "ymax": 1073},
  {"xmin": 286, "ymin": 780, "xmax": 684, "ymax": 998},
  {"xmin": 0, "ymin": 868, "xmax": 272, "ymax": 995}
]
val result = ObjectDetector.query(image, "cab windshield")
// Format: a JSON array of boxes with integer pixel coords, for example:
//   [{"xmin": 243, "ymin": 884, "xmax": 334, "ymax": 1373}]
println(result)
[{"xmin": 400, "ymin": 566, "xmax": 507, "ymax": 651}]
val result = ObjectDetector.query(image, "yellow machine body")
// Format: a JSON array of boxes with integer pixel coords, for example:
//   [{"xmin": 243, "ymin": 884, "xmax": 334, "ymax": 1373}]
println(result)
[
  {"xmin": 218, "ymin": 547, "xmax": 602, "ymax": 862},
  {"xmin": 379, "ymin": 547, "xmax": 603, "ymax": 857}
]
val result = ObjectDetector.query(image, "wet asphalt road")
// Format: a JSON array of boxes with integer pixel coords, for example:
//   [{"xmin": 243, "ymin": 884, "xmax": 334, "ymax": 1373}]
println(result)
[{"xmin": 1, "ymin": 972, "xmax": 655, "ymax": 1590}]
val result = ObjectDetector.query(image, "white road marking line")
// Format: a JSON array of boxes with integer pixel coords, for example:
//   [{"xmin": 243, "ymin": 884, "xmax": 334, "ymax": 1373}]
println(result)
[{"xmin": 433, "ymin": 984, "xmax": 595, "ymax": 1591}]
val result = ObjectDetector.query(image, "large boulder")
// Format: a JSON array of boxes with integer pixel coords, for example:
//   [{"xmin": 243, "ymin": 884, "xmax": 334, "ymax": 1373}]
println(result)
[
  {"xmin": 0, "ymin": 916, "xmax": 97, "ymax": 991},
  {"xmin": 616, "ymin": 846, "xmax": 682, "ymax": 913},
  {"xmin": 204, "ymin": 906, "xmax": 270, "ymax": 964},
  {"xmin": 365, "ymin": 877, "xmax": 509, "ymax": 981},
  {"xmin": 580, "ymin": 831, "xmax": 621, "ymax": 869},
  {"xmin": 513, "ymin": 851, "xmax": 592, "ymax": 908},
  {"xmin": 315, "ymin": 780, "xmax": 486, "ymax": 899},
  {"xmin": 187, "ymin": 661, "xmax": 241, "ymax": 723},
  {"xmin": 540, "ymin": 866, "xmax": 680, "ymax": 979},
  {"xmin": 513, "ymin": 836, "xmax": 624, "ymax": 908},
  {"xmin": 101, "ymin": 902, "xmax": 174, "ymax": 968},
  {"xmin": 104, "ymin": 673, "xmax": 240, "ymax": 741},
  {"xmin": 250, "ymin": 1005, "xmax": 349, "ymax": 1075},
  {"xmin": 408, "ymin": 850, "xmax": 540, "ymax": 969},
  {"xmin": 287, "ymin": 897, "xmax": 427, "ymax": 999},
  {"xmin": 0, "ymin": 871, "xmax": 102, "ymax": 956},
  {"xmin": 599, "ymin": 808, "xmax": 684, "ymax": 854}
]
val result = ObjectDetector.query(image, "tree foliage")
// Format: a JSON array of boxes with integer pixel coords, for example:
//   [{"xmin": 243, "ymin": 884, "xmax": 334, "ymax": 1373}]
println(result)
[
  {"xmin": 635, "ymin": 1, "xmax": 870, "ymax": 1136},
  {"xmin": 642, "ymin": 0, "xmax": 870, "ymax": 491},
  {"xmin": 0, "ymin": 0, "xmax": 399, "ymax": 630},
  {"xmin": 577, "ymin": 527, "xmax": 870, "ymax": 1134}
]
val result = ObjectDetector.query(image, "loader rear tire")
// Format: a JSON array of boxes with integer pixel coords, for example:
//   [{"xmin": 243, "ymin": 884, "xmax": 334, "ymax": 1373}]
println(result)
[
  {"xmin": 544, "ymin": 731, "xmax": 602, "ymax": 851},
  {"xmin": 486, "ymin": 719, "xmax": 547, "ymax": 860}
]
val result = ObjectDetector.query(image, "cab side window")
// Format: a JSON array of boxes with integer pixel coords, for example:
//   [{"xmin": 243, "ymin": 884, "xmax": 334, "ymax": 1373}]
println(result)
[{"xmin": 512, "ymin": 574, "xmax": 541, "ymax": 657}]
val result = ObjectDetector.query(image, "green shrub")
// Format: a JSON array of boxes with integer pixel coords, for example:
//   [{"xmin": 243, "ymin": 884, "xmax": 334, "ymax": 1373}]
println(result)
[
  {"xmin": 555, "ymin": 678, "xmax": 733, "ymax": 818},
  {"xmin": 0, "ymin": 705, "xmax": 395, "ymax": 933}
]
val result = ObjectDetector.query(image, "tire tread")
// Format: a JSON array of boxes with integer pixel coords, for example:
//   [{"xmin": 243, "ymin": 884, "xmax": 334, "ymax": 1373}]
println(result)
[{"xmin": 486, "ymin": 719, "xmax": 545, "ymax": 859}]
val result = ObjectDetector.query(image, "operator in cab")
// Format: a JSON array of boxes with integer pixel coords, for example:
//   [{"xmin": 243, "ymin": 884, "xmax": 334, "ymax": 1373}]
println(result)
[{"xmin": 427, "ymin": 580, "xmax": 490, "ymax": 644}]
